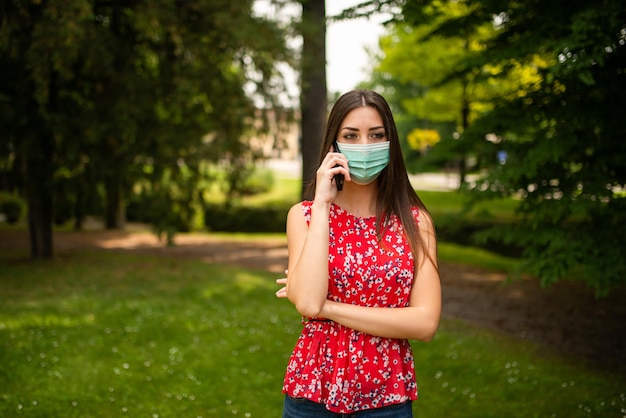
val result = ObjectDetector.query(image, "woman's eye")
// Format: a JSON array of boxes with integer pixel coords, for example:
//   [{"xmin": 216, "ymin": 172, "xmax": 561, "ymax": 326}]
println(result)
[
  {"xmin": 343, "ymin": 133, "xmax": 357, "ymax": 140},
  {"xmin": 371, "ymin": 132, "xmax": 386, "ymax": 139}
]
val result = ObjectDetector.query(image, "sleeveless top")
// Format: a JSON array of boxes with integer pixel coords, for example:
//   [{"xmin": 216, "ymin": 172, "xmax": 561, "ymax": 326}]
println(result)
[{"xmin": 282, "ymin": 201, "xmax": 419, "ymax": 413}]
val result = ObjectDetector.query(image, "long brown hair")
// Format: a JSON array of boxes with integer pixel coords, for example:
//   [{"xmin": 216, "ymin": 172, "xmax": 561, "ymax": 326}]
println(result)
[{"xmin": 307, "ymin": 90, "xmax": 430, "ymax": 262}]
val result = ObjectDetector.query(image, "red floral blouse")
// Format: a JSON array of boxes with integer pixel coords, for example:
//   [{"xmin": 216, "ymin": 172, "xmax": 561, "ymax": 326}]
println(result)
[{"xmin": 282, "ymin": 201, "xmax": 419, "ymax": 413}]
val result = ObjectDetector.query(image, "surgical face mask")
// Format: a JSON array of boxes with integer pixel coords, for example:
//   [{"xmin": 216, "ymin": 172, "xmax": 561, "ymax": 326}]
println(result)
[{"xmin": 337, "ymin": 142, "xmax": 390, "ymax": 185}]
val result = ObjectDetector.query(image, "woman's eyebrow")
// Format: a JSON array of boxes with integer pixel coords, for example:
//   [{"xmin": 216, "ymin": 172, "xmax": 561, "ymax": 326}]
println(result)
[{"xmin": 340, "ymin": 126, "xmax": 385, "ymax": 131}]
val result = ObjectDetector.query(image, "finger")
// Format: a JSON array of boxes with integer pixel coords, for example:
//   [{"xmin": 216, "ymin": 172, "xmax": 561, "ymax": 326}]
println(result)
[
  {"xmin": 327, "ymin": 153, "xmax": 350, "ymax": 176},
  {"xmin": 330, "ymin": 163, "xmax": 350, "ymax": 182},
  {"xmin": 322, "ymin": 156, "xmax": 349, "ymax": 176},
  {"xmin": 323, "ymin": 149, "xmax": 347, "ymax": 165}
]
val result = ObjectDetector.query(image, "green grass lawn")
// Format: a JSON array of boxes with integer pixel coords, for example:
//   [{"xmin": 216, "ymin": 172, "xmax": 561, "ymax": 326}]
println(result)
[
  {"xmin": 0, "ymin": 250, "xmax": 623, "ymax": 417},
  {"xmin": 418, "ymin": 190, "xmax": 521, "ymax": 221}
]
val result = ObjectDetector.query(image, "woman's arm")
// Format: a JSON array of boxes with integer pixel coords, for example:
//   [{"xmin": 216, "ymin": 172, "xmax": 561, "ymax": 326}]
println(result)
[
  {"xmin": 284, "ymin": 201, "xmax": 331, "ymax": 317},
  {"xmin": 319, "ymin": 211, "xmax": 441, "ymax": 341},
  {"xmin": 284, "ymin": 147, "xmax": 350, "ymax": 318}
]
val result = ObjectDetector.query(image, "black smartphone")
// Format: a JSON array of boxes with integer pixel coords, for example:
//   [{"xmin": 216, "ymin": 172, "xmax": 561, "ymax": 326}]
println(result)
[{"xmin": 332, "ymin": 141, "xmax": 344, "ymax": 191}]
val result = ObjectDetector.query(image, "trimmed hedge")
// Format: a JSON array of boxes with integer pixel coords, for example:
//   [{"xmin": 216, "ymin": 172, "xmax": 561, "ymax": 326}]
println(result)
[
  {"xmin": 205, "ymin": 202, "xmax": 290, "ymax": 233},
  {"xmin": 204, "ymin": 202, "xmax": 522, "ymax": 257},
  {"xmin": 435, "ymin": 215, "xmax": 523, "ymax": 257}
]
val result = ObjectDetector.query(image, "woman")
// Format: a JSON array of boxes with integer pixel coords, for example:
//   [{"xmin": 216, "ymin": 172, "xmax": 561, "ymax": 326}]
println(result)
[{"xmin": 276, "ymin": 90, "xmax": 441, "ymax": 417}]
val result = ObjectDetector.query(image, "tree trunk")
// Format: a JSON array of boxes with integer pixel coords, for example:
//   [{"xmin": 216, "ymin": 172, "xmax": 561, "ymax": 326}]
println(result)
[
  {"xmin": 73, "ymin": 179, "xmax": 85, "ymax": 231},
  {"xmin": 26, "ymin": 132, "xmax": 54, "ymax": 258},
  {"xmin": 104, "ymin": 176, "xmax": 125, "ymax": 229},
  {"xmin": 457, "ymin": 38, "xmax": 471, "ymax": 189},
  {"xmin": 26, "ymin": 66, "xmax": 58, "ymax": 259},
  {"xmin": 459, "ymin": 94, "xmax": 469, "ymax": 187},
  {"xmin": 300, "ymin": 0, "xmax": 327, "ymax": 199}
]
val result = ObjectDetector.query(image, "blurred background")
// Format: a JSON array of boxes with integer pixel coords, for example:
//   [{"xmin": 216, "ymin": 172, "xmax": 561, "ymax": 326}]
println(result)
[{"xmin": 1, "ymin": 1, "xmax": 625, "ymax": 416}]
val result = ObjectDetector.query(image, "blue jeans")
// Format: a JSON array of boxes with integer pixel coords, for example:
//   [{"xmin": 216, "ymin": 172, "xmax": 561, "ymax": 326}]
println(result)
[{"xmin": 282, "ymin": 395, "xmax": 413, "ymax": 418}]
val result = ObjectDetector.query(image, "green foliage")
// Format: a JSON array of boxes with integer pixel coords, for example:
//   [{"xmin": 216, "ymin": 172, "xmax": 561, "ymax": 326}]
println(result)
[
  {"xmin": 360, "ymin": 72, "xmax": 457, "ymax": 173},
  {"xmin": 0, "ymin": 250, "xmax": 623, "ymax": 417},
  {"xmin": 418, "ymin": 190, "xmax": 523, "ymax": 257},
  {"xmin": 0, "ymin": 191, "xmax": 25, "ymax": 224},
  {"xmin": 377, "ymin": 19, "xmax": 495, "ymax": 125},
  {"xmin": 0, "ymin": 0, "xmax": 294, "ymax": 248},
  {"xmin": 145, "ymin": 166, "xmax": 286, "ymax": 236},
  {"xmin": 223, "ymin": 164, "xmax": 277, "ymax": 200},
  {"xmin": 367, "ymin": 6, "xmax": 506, "ymax": 180},
  {"xmin": 126, "ymin": 161, "xmax": 214, "ymax": 244},
  {"xmin": 240, "ymin": 168, "xmax": 276, "ymax": 196},
  {"xmin": 205, "ymin": 202, "xmax": 290, "ymax": 233},
  {"xmin": 201, "ymin": 168, "xmax": 296, "ymax": 234},
  {"xmin": 388, "ymin": 0, "xmax": 626, "ymax": 295}
]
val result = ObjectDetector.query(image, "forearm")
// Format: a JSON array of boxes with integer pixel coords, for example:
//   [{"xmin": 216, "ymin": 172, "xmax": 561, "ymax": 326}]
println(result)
[
  {"xmin": 320, "ymin": 300, "xmax": 440, "ymax": 341},
  {"xmin": 286, "ymin": 201, "xmax": 331, "ymax": 317}
]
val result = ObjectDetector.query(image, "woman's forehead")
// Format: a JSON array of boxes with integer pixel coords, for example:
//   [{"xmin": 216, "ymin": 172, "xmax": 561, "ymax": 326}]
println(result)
[{"xmin": 340, "ymin": 106, "xmax": 383, "ymax": 127}]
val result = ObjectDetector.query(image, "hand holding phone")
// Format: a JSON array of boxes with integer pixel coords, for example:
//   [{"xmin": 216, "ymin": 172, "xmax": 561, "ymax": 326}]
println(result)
[{"xmin": 332, "ymin": 141, "xmax": 345, "ymax": 191}]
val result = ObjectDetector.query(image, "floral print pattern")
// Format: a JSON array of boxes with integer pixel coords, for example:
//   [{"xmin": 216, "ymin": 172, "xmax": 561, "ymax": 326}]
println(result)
[{"xmin": 283, "ymin": 202, "xmax": 419, "ymax": 413}]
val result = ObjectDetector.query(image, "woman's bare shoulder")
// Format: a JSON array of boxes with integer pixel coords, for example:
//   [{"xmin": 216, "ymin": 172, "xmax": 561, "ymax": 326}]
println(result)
[
  {"xmin": 288, "ymin": 201, "xmax": 305, "ymax": 215},
  {"xmin": 287, "ymin": 201, "xmax": 310, "ymax": 226}
]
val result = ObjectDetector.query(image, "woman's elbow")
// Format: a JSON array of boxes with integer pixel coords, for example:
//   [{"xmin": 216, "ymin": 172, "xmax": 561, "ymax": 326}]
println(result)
[
  {"xmin": 419, "ymin": 329, "xmax": 437, "ymax": 342},
  {"xmin": 294, "ymin": 301, "xmax": 323, "ymax": 318},
  {"xmin": 287, "ymin": 292, "xmax": 323, "ymax": 318},
  {"xmin": 413, "ymin": 318, "xmax": 440, "ymax": 342}
]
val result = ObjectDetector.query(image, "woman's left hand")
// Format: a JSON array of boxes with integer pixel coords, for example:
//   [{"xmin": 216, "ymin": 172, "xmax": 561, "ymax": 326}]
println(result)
[{"xmin": 275, "ymin": 270, "xmax": 287, "ymax": 298}]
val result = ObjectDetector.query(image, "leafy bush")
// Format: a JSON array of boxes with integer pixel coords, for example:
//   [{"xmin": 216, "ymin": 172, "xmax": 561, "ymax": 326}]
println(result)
[
  {"xmin": 205, "ymin": 202, "xmax": 290, "ymax": 233},
  {"xmin": 0, "ymin": 191, "xmax": 25, "ymax": 224},
  {"xmin": 436, "ymin": 215, "xmax": 523, "ymax": 258}
]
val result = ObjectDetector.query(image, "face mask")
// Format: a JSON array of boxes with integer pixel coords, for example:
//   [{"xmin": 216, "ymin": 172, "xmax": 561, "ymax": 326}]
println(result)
[{"xmin": 337, "ymin": 142, "xmax": 390, "ymax": 185}]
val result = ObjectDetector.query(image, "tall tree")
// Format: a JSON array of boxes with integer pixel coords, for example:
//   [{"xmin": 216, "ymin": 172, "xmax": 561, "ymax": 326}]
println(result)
[
  {"xmin": 299, "ymin": 0, "xmax": 327, "ymax": 198},
  {"xmin": 0, "ymin": 0, "xmax": 291, "ymax": 257},
  {"xmin": 401, "ymin": 0, "xmax": 626, "ymax": 295},
  {"xmin": 0, "ymin": 0, "xmax": 93, "ymax": 257},
  {"xmin": 340, "ymin": 0, "xmax": 626, "ymax": 294},
  {"xmin": 373, "ymin": 16, "xmax": 496, "ymax": 182}
]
